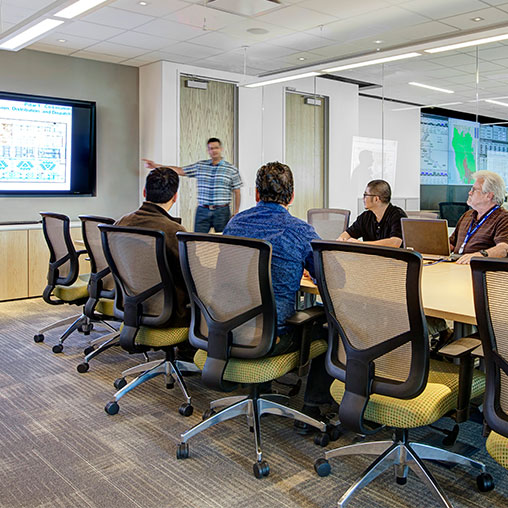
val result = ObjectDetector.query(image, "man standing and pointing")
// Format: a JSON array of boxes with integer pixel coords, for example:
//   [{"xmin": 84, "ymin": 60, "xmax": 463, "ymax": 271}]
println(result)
[{"xmin": 143, "ymin": 137, "xmax": 242, "ymax": 233}]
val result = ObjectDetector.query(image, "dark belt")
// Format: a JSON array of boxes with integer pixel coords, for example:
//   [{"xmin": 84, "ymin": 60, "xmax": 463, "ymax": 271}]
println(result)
[{"xmin": 200, "ymin": 204, "xmax": 229, "ymax": 210}]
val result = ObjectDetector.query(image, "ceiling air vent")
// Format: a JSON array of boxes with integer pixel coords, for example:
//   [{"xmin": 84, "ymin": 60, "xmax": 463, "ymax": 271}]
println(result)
[{"xmin": 206, "ymin": 0, "xmax": 282, "ymax": 17}]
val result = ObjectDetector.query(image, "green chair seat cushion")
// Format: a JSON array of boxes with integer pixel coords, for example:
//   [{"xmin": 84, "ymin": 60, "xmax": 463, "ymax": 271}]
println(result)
[
  {"xmin": 53, "ymin": 274, "xmax": 89, "ymax": 302},
  {"xmin": 134, "ymin": 326, "xmax": 189, "ymax": 348},
  {"xmin": 330, "ymin": 359, "xmax": 485, "ymax": 429},
  {"xmin": 194, "ymin": 339, "xmax": 328, "ymax": 384},
  {"xmin": 95, "ymin": 298, "xmax": 114, "ymax": 317},
  {"xmin": 486, "ymin": 431, "xmax": 508, "ymax": 469}
]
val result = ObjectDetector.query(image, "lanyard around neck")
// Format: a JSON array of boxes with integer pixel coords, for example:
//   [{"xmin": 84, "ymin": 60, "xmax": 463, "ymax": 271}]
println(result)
[{"xmin": 458, "ymin": 205, "xmax": 499, "ymax": 254}]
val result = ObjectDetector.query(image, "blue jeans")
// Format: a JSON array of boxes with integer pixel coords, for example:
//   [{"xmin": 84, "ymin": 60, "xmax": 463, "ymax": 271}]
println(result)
[{"xmin": 194, "ymin": 205, "xmax": 231, "ymax": 233}]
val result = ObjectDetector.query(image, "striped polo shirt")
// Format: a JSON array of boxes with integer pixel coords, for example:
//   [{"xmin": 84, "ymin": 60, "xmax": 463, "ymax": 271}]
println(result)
[{"xmin": 183, "ymin": 158, "xmax": 242, "ymax": 206}]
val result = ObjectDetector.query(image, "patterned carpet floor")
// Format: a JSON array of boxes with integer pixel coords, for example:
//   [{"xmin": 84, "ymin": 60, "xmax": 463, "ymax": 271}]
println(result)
[{"xmin": 0, "ymin": 298, "xmax": 507, "ymax": 508}]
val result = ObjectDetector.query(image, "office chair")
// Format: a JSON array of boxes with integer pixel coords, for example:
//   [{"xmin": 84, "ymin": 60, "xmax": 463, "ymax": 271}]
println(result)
[
  {"xmin": 439, "ymin": 202, "xmax": 469, "ymax": 227},
  {"xmin": 406, "ymin": 211, "xmax": 439, "ymax": 219},
  {"xmin": 311, "ymin": 241, "xmax": 493, "ymax": 507},
  {"xmin": 76, "ymin": 215, "xmax": 120, "ymax": 373},
  {"xmin": 99, "ymin": 224, "xmax": 193, "ymax": 417},
  {"xmin": 307, "ymin": 208, "xmax": 350, "ymax": 240},
  {"xmin": 472, "ymin": 257, "xmax": 508, "ymax": 472},
  {"xmin": 175, "ymin": 232, "xmax": 334, "ymax": 478},
  {"xmin": 34, "ymin": 212, "xmax": 91, "ymax": 353}
]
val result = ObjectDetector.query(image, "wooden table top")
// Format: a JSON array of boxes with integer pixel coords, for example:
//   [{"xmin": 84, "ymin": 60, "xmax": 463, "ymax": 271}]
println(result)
[{"xmin": 300, "ymin": 261, "xmax": 476, "ymax": 325}]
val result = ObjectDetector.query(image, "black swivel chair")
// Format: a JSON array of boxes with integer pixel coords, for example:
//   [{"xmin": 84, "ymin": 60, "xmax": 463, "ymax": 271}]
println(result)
[
  {"xmin": 76, "ymin": 215, "xmax": 120, "ymax": 373},
  {"xmin": 99, "ymin": 224, "xmax": 193, "ymax": 417},
  {"xmin": 307, "ymin": 208, "xmax": 350, "ymax": 240},
  {"xmin": 176, "ymin": 232, "xmax": 334, "ymax": 478},
  {"xmin": 311, "ymin": 241, "xmax": 493, "ymax": 507},
  {"xmin": 439, "ymin": 202, "xmax": 469, "ymax": 227},
  {"xmin": 34, "ymin": 212, "xmax": 91, "ymax": 353},
  {"xmin": 472, "ymin": 257, "xmax": 508, "ymax": 472}
]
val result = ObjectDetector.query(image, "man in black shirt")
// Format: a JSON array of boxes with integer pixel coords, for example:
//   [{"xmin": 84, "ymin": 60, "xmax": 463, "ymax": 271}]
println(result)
[{"xmin": 338, "ymin": 179, "xmax": 407, "ymax": 247}]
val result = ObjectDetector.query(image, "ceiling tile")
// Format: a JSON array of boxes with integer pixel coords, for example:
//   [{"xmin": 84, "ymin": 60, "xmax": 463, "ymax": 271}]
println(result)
[
  {"xmin": 83, "ymin": 41, "xmax": 148, "ymax": 59},
  {"xmin": 270, "ymin": 32, "xmax": 333, "ymax": 52},
  {"xmin": 134, "ymin": 18, "xmax": 206, "ymax": 40},
  {"xmin": 3, "ymin": 0, "xmax": 54, "ymax": 9},
  {"xmin": 440, "ymin": 7, "xmax": 508, "ymax": 29},
  {"xmin": 70, "ymin": 50, "xmax": 126, "ymax": 64},
  {"xmin": 28, "ymin": 43, "xmax": 75, "ymax": 56},
  {"xmin": 218, "ymin": 19, "xmax": 291, "ymax": 42},
  {"xmin": 0, "ymin": 4, "xmax": 35, "ymax": 24},
  {"xmin": 478, "ymin": 45, "xmax": 508, "ymax": 60},
  {"xmin": 56, "ymin": 21, "xmax": 125, "ymax": 40},
  {"xmin": 139, "ymin": 50, "xmax": 197, "ymax": 63},
  {"xmin": 110, "ymin": 0, "xmax": 188, "ymax": 17},
  {"xmin": 257, "ymin": 6, "xmax": 338, "ymax": 31},
  {"xmin": 401, "ymin": 0, "xmax": 487, "ymax": 19},
  {"xmin": 163, "ymin": 41, "xmax": 224, "ymax": 58},
  {"xmin": 0, "ymin": 22, "xmax": 15, "ymax": 35},
  {"xmin": 431, "ymin": 53, "xmax": 478, "ymax": 67},
  {"xmin": 81, "ymin": 6, "xmax": 155, "ymax": 30},
  {"xmin": 189, "ymin": 31, "xmax": 245, "ymax": 51},
  {"xmin": 300, "ymin": 0, "xmax": 391, "ymax": 19},
  {"xmin": 165, "ymin": 4, "xmax": 246, "ymax": 30},
  {"xmin": 35, "ymin": 32, "xmax": 98, "ymax": 51},
  {"xmin": 245, "ymin": 42, "xmax": 300, "ymax": 59},
  {"xmin": 107, "ymin": 31, "xmax": 174, "ymax": 50}
]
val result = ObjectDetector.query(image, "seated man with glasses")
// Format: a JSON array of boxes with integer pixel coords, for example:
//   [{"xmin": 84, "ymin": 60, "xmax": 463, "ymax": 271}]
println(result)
[
  {"xmin": 337, "ymin": 179, "xmax": 407, "ymax": 247},
  {"xmin": 450, "ymin": 170, "xmax": 508, "ymax": 265}
]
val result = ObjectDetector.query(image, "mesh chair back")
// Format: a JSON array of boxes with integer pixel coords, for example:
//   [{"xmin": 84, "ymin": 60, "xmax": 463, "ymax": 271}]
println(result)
[
  {"xmin": 80, "ymin": 216, "xmax": 115, "ymax": 295},
  {"xmin": 307, "ymin": 208, "xmax": 350, "ymax": 240},
  {"xmin": 472, "ymin": 258, "xmax": 508, "ymax": 438},
  {"xmin": 40, "ymin": 212, "xmax": 80, "ymax": 286},
  {"xmin": 99, "ymin": 225, "xmax": 174, "ymax": 329},
  {"xmin": 312, "ymin": 241, "xmax": 428, "ymax": 434},
  {"xmin": 439, "ymin": 202, "xmax": 469, "ymax": 227},
  {"xmin": 406, "ymin": 211, "xmax": 438, "ymax": 219}
]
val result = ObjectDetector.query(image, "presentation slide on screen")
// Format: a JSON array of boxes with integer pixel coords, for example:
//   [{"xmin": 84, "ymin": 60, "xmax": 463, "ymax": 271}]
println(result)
[
  {"xmin": 420, "ymin": 113, "xmax": 508, "ymax": 187},
  {"xmin": 0, "ymin": 99, "xmax": 72, "ymax": 191}
]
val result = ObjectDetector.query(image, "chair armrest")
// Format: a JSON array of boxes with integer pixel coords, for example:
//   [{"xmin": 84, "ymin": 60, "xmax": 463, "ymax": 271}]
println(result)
[
  {"xmin": 437, "ymin": 335, "xmax": 481, "ymax": 423},
  {"xmin": 437, "ymin": 336, "xmax": 481, "ymax": 359},
  {"xmin": 472, "ymin": 345, "xmax": 484, "ymax": 358},
  {"xmin": 286, "ymin": 306, "xmax": 326, "ymax": 377}
]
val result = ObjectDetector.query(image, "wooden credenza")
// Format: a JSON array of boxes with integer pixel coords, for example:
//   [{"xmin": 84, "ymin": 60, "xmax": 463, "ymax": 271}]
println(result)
[{"xmin": 0, "ymin": 223, "xmax": 89, "ymax": 301}]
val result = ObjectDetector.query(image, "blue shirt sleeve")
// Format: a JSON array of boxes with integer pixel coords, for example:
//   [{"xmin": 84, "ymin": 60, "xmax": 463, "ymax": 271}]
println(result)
[
  {"xmin": 182, "ymin": 162, "xmax": 198, "ymax": 178},
  {"xmin": 303, "ymin": 226, "xmax": 320, "ymax": 279}
]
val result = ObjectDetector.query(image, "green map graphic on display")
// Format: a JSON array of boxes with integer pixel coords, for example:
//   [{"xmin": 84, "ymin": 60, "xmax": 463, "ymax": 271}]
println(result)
[{"xmin": 448, "ymin": 118, "xmax": 477, "ymax": 185}]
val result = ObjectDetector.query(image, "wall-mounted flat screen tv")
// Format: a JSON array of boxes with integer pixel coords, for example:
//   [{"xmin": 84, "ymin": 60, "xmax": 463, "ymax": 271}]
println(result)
[{"xmin": 0, "ymin": 91, "xmax": 96, "ymax": 196}]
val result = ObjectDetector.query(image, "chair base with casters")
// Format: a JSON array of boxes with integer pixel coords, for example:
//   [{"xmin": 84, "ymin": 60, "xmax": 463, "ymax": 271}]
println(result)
[
  {"xmin": 177, "ymin": 339, "xmax": 335, "ymax": 478},
  {"xmin": 104, "ymin": 326, "xmax": 196, "ymax": 417},
  {"xmin": 314, "ymin": 361, "xmax": 494, "ymax": 508}
]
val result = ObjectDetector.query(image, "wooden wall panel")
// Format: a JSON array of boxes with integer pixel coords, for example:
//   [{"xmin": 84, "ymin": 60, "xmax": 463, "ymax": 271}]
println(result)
[
  {"xmin": 0, "ymin": 230, "xmax": 28, "ymax": 300},
  {"xmin": 179, "ymin": 77, "xmax": 235, "ymax": 230},
  {"xmin": 285, "ymin": 93, "xmax": 325, "ymax": 221}
]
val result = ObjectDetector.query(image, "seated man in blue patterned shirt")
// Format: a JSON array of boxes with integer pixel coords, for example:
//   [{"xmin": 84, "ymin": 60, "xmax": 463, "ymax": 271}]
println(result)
[
  {"xmin": 224, "ymin": 161, "xmax": 334, "ymax": 428},
  {"xmin": 143, "ymin": 137, "xmax": 242, "ymax": 233}
]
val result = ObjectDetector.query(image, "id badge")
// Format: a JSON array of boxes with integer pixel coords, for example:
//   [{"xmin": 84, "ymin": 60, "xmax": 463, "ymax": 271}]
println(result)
[{"xmin": 458, "ymin": 242, "xmax": 466, "ymax": 255}]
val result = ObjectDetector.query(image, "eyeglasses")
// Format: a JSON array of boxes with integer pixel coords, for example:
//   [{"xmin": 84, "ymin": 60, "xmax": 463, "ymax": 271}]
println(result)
[{"xmin": 363, "ymin": 193, "xmax": 379, "ymax": 198}]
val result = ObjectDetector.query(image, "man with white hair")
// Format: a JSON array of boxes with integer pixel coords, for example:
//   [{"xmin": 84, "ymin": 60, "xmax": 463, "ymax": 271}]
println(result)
[{"xmin": 450, "ymin": 170, "xmax": 508, "ymax": 264}]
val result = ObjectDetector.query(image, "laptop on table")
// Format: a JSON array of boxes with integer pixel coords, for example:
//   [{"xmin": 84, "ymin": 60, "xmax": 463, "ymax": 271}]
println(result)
[{"xmin": 401, "ymin": 218, "xmax": 461, "ymax": 261}]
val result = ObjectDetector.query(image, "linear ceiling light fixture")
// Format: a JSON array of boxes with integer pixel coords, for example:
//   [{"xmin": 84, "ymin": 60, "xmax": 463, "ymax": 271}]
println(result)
[
  {"xmin": 425, "ymin": 33, "xmax": 508, "ymax": 53},
  {"xmin": 485, "ymin": 99, "xmax": 508, "ymax": 107},
  {"xmin": 55, "ymin": 0, "xmax": 110, "ymax": 19},
  {"xmin": 409, "ymin": 82, "xmax": 454, "ymax": 94},
  {"xmin": 0, "ymin": 19, "xmax": 64, "ymax": 50},
  {"xmin": 245, "ymin": 71, "xmax": 321, "ymax": 88},
  {"xmin": 322, "ymin": 52, "xmax": 420, "ymax": 72}
]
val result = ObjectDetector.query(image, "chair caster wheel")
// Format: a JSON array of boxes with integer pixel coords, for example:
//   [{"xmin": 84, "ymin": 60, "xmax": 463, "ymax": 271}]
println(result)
[
  {"xmin": 113, "ymin": 378, "xmax": 127, "ymax": 390},
  {"xmin": 253, "ymin": 460, "xmax": 270, "ymax": 479},
  {"xmin": 83, "ymin": 346, "xmax": 95, "ymax": 356},
  {"xmin": 202, "ymin": 409, "xmax": 216, "ymax": 420},
  {"xmin": 396, "ymin": 476, "xmax": 407, "ymax": 485},
  {"xmin": 77, "ymin": 362, "xmax": 89, "ymax": 373},
  {"xmin": 176, "ymin": 443, "xmax": 189, "ymax": 459},
  {"xmin": 166, "ymin": 382, "xmax": 175, "ymax": 390},
  {"xmin": 314, "ymin": 458, "xmax": 331, "ymax": 477},
  {"xmin": 477, "ymin": 473, "xmax": 494, "ymax": 492},
  {"xmin": 52, "ymin": 344, "xmax": 63, "ymax": 354},
  {"xmin": 326, "ymin": 424, "xmax": 342, "ymax": 441},
  {"xmin": 179, "ymin": 403, "xmax": 193, "ymax": 417},
  {"xmin": 314, "ymin": 431, "xmax": 330, "ymax": 447},
  {"xmin": 105, "ymin": 401, "xmax": 119, "ymax": 415},
  {"xmin": 34, "ymin": 334, "xmax": 44, "ymax": 343}
]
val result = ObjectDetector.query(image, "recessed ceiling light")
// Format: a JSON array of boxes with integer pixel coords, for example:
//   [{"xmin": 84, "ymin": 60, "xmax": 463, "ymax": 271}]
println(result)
[
  {"xmin": 298, "ymin": 57, "xmax": 305, "ymax": 61},
  {"xmin": 58, "ymin": 39, "xmax": 67, "ymax": 43},
  {"xmin": 374, "ymin": 40, "xmax": 383, "ymax": 44},
  {"xmin": 409, "ymin": 82, "xmax": 454, "ymax": 94},
  {"xmin": 139, "ymin": 1, "xmax": 148, "ymax": 5},
  {"xmin": 247, "ymin": 28, "xmax": 269, "ymax": 35},
  {"xmin": 471, "ymin": 17, "xmax": 484, "ymax": 22},
  {"xmin": 0, "ymin": 19, "xmax": 64, "ymax": 50}
]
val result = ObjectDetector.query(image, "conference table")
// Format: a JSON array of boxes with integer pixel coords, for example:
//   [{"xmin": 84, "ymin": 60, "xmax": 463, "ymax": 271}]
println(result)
[{"xmin": 300, "ymin": 260, "xmax": 476, "ymax": 329}]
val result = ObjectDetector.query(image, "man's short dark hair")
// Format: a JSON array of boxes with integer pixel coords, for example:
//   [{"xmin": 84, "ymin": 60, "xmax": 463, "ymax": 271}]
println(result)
[
  {"xmin": 207, "ymin": 137, "xmax": 221, "ymax": 145},
  {"xmin": 256, "ymin": 162, "xmax": 294, "ymax": 206},
  {"xmin": 367, "ymin": 179, "xmax": 391, "ymax": 204},
  {"xmin": 145, "ymin": 167, "xmax": 179, "ymax": 203}
]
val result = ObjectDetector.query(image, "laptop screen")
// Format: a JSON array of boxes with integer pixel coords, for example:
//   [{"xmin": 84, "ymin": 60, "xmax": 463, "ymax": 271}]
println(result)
[{"xmin": 401, "ymin": 218, "xmax": 450, "ymax": 256}]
